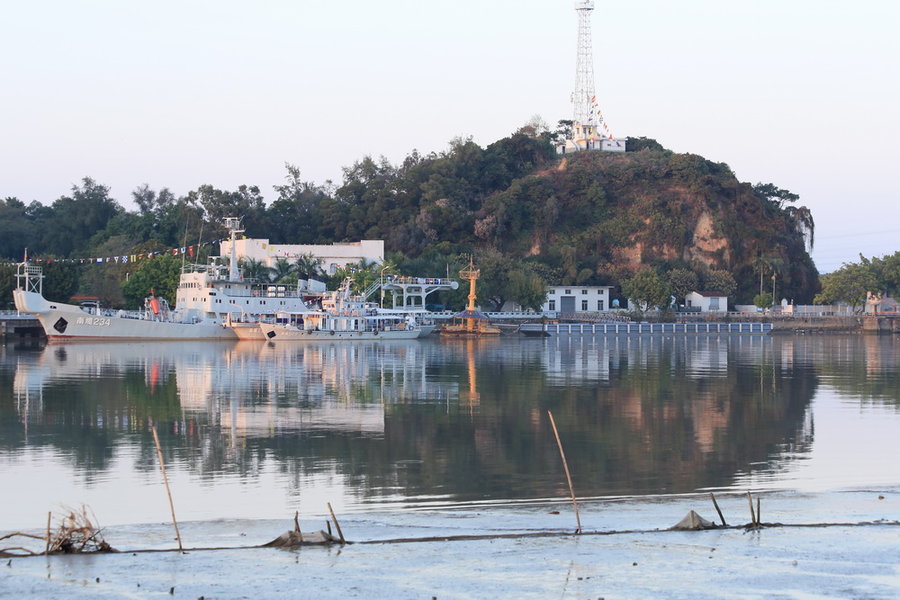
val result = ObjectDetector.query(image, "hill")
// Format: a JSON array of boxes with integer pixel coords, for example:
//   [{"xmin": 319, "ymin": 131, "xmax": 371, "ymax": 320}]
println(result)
[{"xmin": 0, "ymin": 132, "xmax": 819, "ymax": 309}]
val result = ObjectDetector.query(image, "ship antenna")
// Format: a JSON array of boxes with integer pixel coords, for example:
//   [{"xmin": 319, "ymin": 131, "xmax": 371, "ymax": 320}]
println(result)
[{"xmin": 180, "ymin": 218, "xmax": 190, "ymax": 271}]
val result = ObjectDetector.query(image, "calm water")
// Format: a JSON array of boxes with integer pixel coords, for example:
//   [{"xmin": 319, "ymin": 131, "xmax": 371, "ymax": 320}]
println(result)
[{"xmin": 0, "ymin": 334, "xmax": 898, "ymax": 529}]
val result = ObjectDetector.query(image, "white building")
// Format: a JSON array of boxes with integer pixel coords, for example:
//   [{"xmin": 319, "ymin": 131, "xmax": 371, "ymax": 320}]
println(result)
[
  {"xmin": 557, "ymin": 123, "xmax": 627, "ymax": 154},
  {"xmin": 685, "ymin": 291, "xmax": 728, "ymax": 313},
  {"xmin": 542, "ymin": 285, "xmax": 615, "ymax": 315},
  {"xmin": 220, "ymin": 238, "xmax": 384, "ymax": 275}
]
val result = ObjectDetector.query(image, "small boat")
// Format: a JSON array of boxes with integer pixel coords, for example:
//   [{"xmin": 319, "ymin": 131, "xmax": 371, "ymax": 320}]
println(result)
[{"xmin": 259, "ymin": 312, "xmax": 422, "ymax": 341}]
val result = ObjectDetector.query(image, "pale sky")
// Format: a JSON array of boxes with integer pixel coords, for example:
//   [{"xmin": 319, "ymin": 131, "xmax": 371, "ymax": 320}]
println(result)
[{"xmin": 1, "ymin": 0, "xmax": 897, "ymax": 273}]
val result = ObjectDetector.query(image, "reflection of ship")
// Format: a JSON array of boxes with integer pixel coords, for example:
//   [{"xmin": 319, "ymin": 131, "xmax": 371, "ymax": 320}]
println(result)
[
  {"xmin": 259, "ymin": 278, "xmax": 430, "ymax": 341},
  {"xmin": 12, "ymin": 340, "xmax": 459, "ymax": 440},
  {"xmin": 13, "ymin": 218, "xmax": 316, "ymax": 341}
]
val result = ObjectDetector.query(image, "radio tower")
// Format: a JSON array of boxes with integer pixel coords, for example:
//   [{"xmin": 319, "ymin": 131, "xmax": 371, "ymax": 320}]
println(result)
[{"xmin": 571, "ymin": 0, "xmax": 595, "ymax": 125}]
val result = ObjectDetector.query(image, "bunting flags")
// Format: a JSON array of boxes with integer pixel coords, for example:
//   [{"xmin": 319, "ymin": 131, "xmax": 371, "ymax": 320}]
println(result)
[{"xmin": 0, "ymin": 239, "xmax": 224, "ymax": 268}]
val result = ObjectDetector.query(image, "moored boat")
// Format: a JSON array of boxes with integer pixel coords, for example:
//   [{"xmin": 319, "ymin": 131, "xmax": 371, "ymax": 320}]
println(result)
[
  {"xmin": 13, "ymin": 218, "xmax": 317, "ymax": 341},
  {"xmin": 259, "ymin": 279, "xmax": 425, "ymax": 341}
]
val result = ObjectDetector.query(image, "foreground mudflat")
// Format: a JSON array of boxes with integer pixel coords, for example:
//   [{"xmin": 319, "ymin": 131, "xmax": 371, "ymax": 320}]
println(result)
[{"xmin": 3, "ymin": 490, "xmax": 898, "ymax": 599}]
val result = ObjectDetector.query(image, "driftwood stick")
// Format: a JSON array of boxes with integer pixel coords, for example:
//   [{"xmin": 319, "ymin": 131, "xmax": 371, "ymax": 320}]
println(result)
[
  {"xmin": 0, "ymin": 532, "xmax": 46, "ymax": 542},
  {"xmin": 547, "ymin": 410, "xmax": 582, "ymax": 534},
  {"xmin": 45, "ymin": 512, "xmax": 51, "ymax": 555},
  {"xmin": 747, "ymin": 492, "xmax": 757, "ymax": 526},
  {"xmin": 326, "ymin": 503, "xmax": 345, "ymax": 544},
  {"xmin": 757, "ymin": 497, "xmax": 761, "ymax": 525},
  {"xmin": 326, "ymin": 521, "xmax": 332, "ymax": 537},
  {"xmin": 710, "ymin": 493, "xmax": 727, "ymax": 526},
  {"xmin": 293, "ymin": 511, "xmax": 300, "ymax": 533},
  {"xmin": 151, "ymin": 426, "xmax": 183, "ymax": 552}
]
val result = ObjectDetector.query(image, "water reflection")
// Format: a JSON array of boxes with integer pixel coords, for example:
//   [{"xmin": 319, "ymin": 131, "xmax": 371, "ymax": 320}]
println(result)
[{"xmin": 0, "ymin": 335, "xmax": 898, "ymax": 523}]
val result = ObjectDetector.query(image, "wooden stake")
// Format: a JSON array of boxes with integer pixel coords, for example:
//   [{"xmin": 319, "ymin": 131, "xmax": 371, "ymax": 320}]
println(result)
[
  {"xmin": 151, "ymin": 426, "xmax": 183, "ymax": 552},
  {"xmin": 293, "ymin": 511, "xmax": 300, "ymax": 533},
  {"xmin": 756, "ymin": 497, "xmax": 761, "ymax": 526},
  {"xmin": 45, "ymin": 512, "xmax": 51, "ymax": 555},
  {"xmin": 747, "ymin": 491, "xmax": 756, "ymax": 526},
  {"xmin": 327, "ymin": 503, "xmax": 345, "ymax": 544},
  {"xmin": 710, "ymin": 493, "xmax": 726, "ymax": 526},
  {"xmin": 547, "ymin": 410, "xmax": 582, "ymax": 534}
]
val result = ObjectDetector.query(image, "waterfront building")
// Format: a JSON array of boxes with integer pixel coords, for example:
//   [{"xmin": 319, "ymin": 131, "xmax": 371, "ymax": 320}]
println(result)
[
  {"xmin": 541, "ymin": 285, "xmax": 615, "ymax": 315},
  {"xmin": 685, "ymin": 291, "xmax": 729, "ymax": 313}
]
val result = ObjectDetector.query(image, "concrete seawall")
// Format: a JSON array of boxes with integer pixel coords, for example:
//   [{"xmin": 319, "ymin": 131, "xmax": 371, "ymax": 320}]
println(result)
[{"xmin": 769, "ymin": 315, "xmax": 898, "ymax": 334}]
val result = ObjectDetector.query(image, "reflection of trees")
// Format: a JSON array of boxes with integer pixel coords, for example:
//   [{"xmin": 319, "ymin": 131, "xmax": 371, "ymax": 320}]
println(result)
[
  {"xmin": 4, "ymin": 335, "xmax": 897, "ymax": 502},
  {"xmin": 789, "ymin": 335, "xmax": 900, "ymax": 407}
]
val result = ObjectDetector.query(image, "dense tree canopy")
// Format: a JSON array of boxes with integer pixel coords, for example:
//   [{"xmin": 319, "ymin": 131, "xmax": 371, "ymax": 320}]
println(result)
[{"xmin": 1, "ymin": 128, "xmax": 834, "ymax": 311}]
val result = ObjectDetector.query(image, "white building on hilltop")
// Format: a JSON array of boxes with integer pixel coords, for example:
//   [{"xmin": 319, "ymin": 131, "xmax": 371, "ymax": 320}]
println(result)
[{"xmin": 220, "ymin": 238, "xmax": 384, "ymax": 275}]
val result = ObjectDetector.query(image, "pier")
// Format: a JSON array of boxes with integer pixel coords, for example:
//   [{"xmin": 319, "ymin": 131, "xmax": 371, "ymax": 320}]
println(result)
[
  {"xmin": 520, "ymin": 321, "xmax": 773, "ymax": 336},
  {"xmin": 0, "ymin": 312, "xmax": 43, "ymax": 339}
]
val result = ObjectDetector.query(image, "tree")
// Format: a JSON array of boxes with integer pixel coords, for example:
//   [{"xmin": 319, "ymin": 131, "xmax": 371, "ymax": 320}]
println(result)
[
  {"xmin": 293, "ymin": 252, "xmax": 324, "ymax": 281},
  {"xmin": 269, "ymin": 164, "xmax": 331, "ymax": 244},
  {"xmin": 239, "ymin": 258, "xmax": 272, "ymax": 282},
  {"xmin": 43, "ymin": 178, "xmax": 123, "ymax": 256},
  {"xmin": 271, "ymin": 258, "xmax": 295, "ymax": 283},
  {"xmin": 0, "ymin": 198, "xmax": 32, "ymax": 260},
  {"xmin": 506, "ymin": 267, "xmax": 547, "ymax": 311},
  {"xmin": 701, "ymin": 269, "xmax": 737, "ymax": 297},
  {"xmin": 121, "ymin": 255, "xmax": 182, "ymax": 308},
  {"xmin": 814, "ymin": 260, "xmax": 878, "ymax": 311},
  {"xmin": 621, "ymin": 269, "xmax": 671, "ymax": 313},
  {"xmin": 753, "ymin": 183, "xmax": 799, "ymax": 209},
  {"xmin": 753, "ymin": 293, "xmax": 773, "ymax": 309},
  {"xmin": 666, "ymin": 268, "xmax": 699, "ymax": 301}
]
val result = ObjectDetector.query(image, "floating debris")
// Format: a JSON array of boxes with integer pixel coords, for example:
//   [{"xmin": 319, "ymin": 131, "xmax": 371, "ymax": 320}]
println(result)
[
  {"xmin": 671, "ymin": 510, "xmax": 718, "ymax": 531},
  {"xmin": 262, "ymin": 530, "xmax": 339, "ymax": 547}
]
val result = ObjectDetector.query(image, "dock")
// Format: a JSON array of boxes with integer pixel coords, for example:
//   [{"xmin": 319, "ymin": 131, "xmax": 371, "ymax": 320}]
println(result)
[
  {"xmin": 0, "ymin": 312, "xmax": 44, "ymax": 339},
  {"xmin": 520, "ymin": 321, "xmax": 773, "ymax": 336}
]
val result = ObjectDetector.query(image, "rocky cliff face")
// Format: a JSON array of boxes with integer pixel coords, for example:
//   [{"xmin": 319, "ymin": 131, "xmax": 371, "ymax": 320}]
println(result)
[{"xmin": 475, "ymin": 147, "xmax": 819, "ymax": 303}]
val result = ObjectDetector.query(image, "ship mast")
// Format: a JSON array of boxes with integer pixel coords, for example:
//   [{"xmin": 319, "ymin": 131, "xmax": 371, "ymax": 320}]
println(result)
[{"xmin": 224, "ymin": 217, "xmax": 244, "ymax": 282}]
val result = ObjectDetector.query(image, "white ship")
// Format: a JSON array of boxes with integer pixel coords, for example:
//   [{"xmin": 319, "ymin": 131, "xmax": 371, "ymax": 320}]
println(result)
[
  {"xmin": 259, "ymin": 278, "xmax": 429, "ymax": 341},
  {"xmin": 13, "ymin": 218, "xmax": 318, "ymax": 341}
]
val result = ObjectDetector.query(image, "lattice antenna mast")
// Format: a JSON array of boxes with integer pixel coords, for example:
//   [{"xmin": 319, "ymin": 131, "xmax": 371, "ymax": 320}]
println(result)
[{"xmin": 571, "ymin": 0, "xmax": 595, "ymax": 125}]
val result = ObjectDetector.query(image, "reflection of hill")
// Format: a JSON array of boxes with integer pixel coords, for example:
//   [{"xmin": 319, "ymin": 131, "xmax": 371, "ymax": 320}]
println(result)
[
  {"xmin": 370, "ymin": 336, "xmax": 817, "ymax": 499},
  {"xmin": 8, "ymin": 335, "xmax": 888, "ymax": 502}
]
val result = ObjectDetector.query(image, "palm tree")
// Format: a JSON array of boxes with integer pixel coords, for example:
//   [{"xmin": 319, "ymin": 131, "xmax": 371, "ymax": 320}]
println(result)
[
  {"xmin": 293, "ymin": 253, "xmax": 324, "ymax": 281},
  {"xmin": 271, "ymin": 258, "xmax": 295, "ymax": 283},
  {"xmin": 239, "ymin": 257, "xmax": 272, "ymax": 282},
  {"xmin": 752, "ymin": 255, "xmax": 770, "ymax": 297}
]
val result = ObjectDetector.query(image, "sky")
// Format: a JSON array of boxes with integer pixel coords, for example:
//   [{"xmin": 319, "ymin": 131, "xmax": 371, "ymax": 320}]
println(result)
[{"xmin": 1, "ymin": 0, "xmax": 897, "ymax": 273}]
